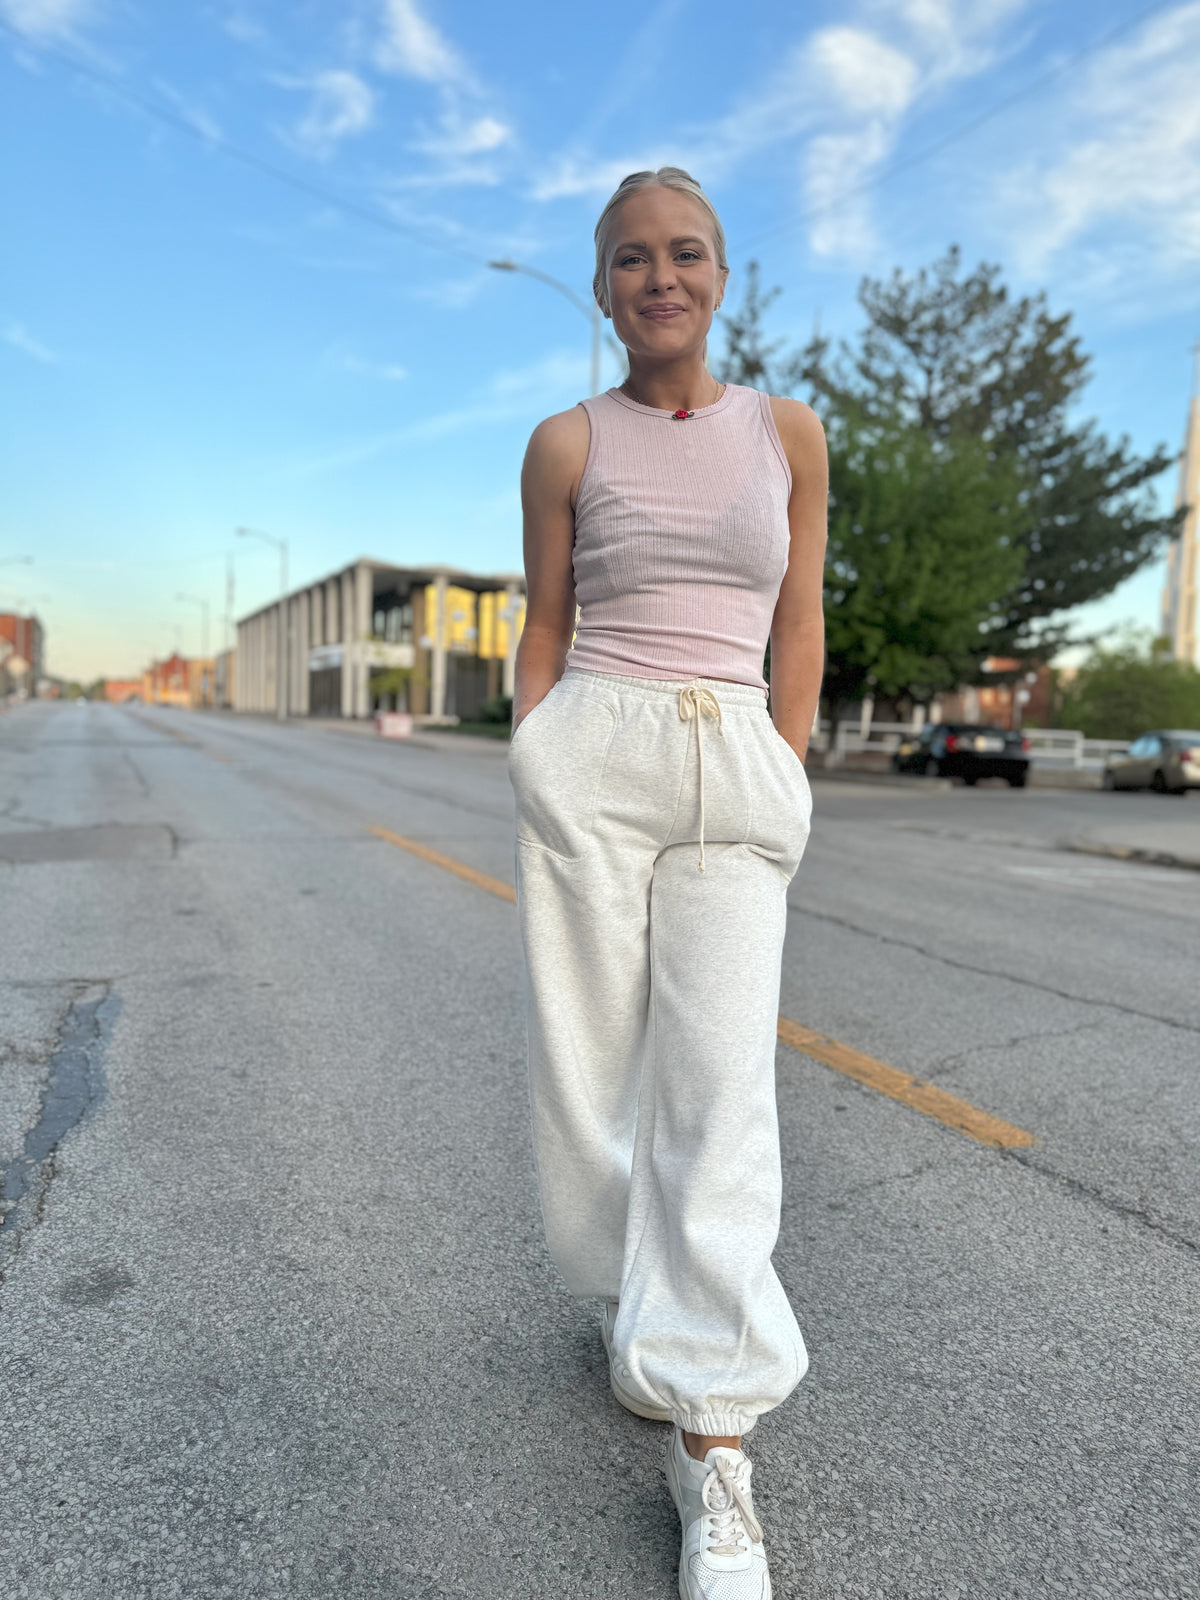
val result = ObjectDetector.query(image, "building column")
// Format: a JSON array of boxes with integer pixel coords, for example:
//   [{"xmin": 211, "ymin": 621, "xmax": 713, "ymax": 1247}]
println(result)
[
  {"xmin": 311, "ymin": 585, "xmax": 324, "ymax": 653},
  {"xmin": 353, "ymin": 562, "xmax": 372, "ymax": 719},
  {"xmin": 430, "ymin": 574, "xmax": 448, "ymax": 719},
  {"xmin": 340, "ymin": 571, "xmax": 355, "ymax": 718},
  {"xmin": 502, "ymin": 582, "xmax": 519, "ymax": 698},
  {"xmin": 295, "ymin": 592, "xmax": 310, "ymax": 716}
]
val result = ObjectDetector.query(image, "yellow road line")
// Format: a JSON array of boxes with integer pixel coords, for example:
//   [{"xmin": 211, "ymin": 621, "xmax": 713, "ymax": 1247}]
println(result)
[
  {"xmin": 776, "ymin": 1018, "xmax": 1035, "ymax": 1148},
  {"xmin": 371, "ymin": 823, "xmax": 1036, "ymax": 1149},
  {"xmin": 370, "ymin": 825, "xmax": 516, "ymax": 903}
]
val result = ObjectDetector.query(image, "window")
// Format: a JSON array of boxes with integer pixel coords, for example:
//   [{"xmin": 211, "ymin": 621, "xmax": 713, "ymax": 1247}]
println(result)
[{"xmin": 372, "ymin": 594, "xmax": 414, "ymax": 644}]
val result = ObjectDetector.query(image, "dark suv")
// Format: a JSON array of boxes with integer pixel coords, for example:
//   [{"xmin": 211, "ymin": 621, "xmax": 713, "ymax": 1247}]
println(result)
[{"xmin": 893, "ymin": 723, "xmax": 1031, "ymax": 787}]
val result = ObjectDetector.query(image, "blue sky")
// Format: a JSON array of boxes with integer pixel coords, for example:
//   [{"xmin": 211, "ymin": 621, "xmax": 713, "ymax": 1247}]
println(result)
[{"xmin": 2, "ymin": 0, "xmax": 1198, "ymax": 681}]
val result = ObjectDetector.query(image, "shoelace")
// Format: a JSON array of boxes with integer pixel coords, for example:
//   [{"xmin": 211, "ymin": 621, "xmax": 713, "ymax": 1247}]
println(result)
[
  {"xmin": 677, "ymin": 684, "xmax": 725, "ymax": 873},
  {"xmin": 702, "ymin": 1454, "xmax": 763, "ymax": 1556},
  {"xmin": 700, "ymin": 1459, "xmax": 764, "ymax": 1555}
]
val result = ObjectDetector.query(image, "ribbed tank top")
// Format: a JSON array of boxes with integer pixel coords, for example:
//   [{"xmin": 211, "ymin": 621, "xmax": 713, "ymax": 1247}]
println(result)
[{"xmin": 563, "ymin": 382, "xmax": 792, "ymax": 692}]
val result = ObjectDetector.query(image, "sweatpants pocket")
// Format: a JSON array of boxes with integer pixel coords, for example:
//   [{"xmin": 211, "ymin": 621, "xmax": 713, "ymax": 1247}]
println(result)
[{"xmin": 509, "ymin": 687, "xmax": 618, "ymax": 860}]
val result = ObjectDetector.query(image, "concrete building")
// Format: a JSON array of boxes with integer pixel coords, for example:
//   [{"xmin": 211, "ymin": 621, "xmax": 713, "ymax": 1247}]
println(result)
[
  {"xmin": 1161, "ymin": 391, "xmax": 1200, "ymax": 666},
  {"xmin": 234, "ymin": 559, "xmax": 526, "ymax": 721},
  {"xmin": 214, "ymin": 649, "xmax": 236, "ymax": 709}
]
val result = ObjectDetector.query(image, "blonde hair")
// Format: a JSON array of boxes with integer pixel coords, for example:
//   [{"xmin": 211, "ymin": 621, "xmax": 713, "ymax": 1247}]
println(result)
[{"xmin": 592, "ymin": 167, "xmax": 729, "ymax": 317}]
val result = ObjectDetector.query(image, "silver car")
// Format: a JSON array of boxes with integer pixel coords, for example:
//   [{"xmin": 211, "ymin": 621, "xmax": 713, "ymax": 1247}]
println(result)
[{"xmin": 1103, "ymin": 729, "xmax": 1200, "ymax": 794}]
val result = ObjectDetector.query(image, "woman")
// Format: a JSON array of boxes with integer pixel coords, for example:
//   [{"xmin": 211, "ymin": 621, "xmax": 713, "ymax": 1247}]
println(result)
[{"xmin": 509, "ymin": 167, "xmax": 827, "ymax": 1599}]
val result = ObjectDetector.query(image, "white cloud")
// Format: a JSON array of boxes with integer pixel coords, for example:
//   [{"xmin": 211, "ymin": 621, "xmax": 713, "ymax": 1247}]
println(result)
[
  {"xmin": 871, "ymin": 0, "xmax": 1031, "ymax": 82},
  {"xmin": 408, "ymin": 270, "xmax": 491, "ymax": 310},
  {"xmin": 371, "ymin": 1, "xmax": 513, "ymax": 192},
  {"xmin": 0, "ymin": 0, "xmax": 92, "ymax": 38},
  {"xmin": 291, "ymin": 349, "xmax": 588, "ymax": 477},
  {"xmin": 804, "ymin": 123, "xmax": 894, "ymax": 259},
  {"xmin": 808, "ymin": 27, "xmax": 919, "ymax": 116},
  {"xmin": 992, "ymin": 3, "xmax": 1200, "ymax": 292},
  {"xmin": 222, "ymin": 11, "xmax": 267, "ymax": 46},
  {"xmin": 528, "ymin": 0, "xmax": 1034, "ymax": 264},
  {"xmin": 285, "ymin": 70, "xmax": 375, "ymax": 157},
  {"xmin": 325, "ymin": 342, "xmax": 407, "ymax": 382},
  {"xmin": 376, "ymin": 0, "xmax": 464, "ymax": 86},
  {"xmin": 419, "ymin": 113, "xmax": 509, "ymax": 157},
  {"xmin": 154, "ymin": 79, "xmax": 222, "ymax": 144},
  {"xmin": 3, "ymin": 321, "xmax": 57, "ymax": 362}
]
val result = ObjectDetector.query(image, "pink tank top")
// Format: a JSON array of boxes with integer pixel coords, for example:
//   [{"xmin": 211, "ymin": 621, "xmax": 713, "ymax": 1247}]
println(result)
[{"xmin": 564, "ymin": 382, "xmax": 792, "ymax": 692}]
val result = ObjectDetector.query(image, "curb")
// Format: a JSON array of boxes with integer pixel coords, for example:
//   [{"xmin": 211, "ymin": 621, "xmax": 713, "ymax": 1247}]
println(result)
[
  {"xmin": 1064, "ymin": 841, "xmax": 1200, "ymax": 874},
  {"xmin": 807, "ymin": 769, "xmax": 954, "ymax": 792}
]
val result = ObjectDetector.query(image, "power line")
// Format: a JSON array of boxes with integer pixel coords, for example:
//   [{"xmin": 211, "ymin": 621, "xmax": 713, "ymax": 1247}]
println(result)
[
  {"xmin": 743, "ymin": 0, "xmax": 1182, "ymax": 251},
  {"xmin": 0, "ymin": 19, "xmax": 493, "ymax": 268}
]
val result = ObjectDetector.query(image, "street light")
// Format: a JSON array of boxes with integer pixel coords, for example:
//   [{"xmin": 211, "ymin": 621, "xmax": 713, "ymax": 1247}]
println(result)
[
  {"xmin": 488, "ymin": 259, "xmax": 610, "ymax": 397},
  {"xmin": 236, "ymin": 526, "xmax": 289, "ymax": 722},
  {"xmin": 175, "ymin": 592, "xmax": 210, "ymax": 659}
]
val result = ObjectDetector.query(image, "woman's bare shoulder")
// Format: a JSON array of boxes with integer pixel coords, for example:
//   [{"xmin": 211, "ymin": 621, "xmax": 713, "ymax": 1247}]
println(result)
[
  {"xmin": 766, "ymin": 395, "xmax": 826, "ymax": 456},
  {"xmin": 524, "ymin": 403, "xmax": 591, "ymax": 473}
]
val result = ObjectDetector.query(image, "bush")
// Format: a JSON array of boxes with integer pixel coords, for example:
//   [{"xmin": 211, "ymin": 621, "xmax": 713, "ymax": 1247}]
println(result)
[
  {"xmin": 1058, "ymin": 635, "xmax": 1200, "ymax": 740},
  {"xmin": 475, "ymin": 694, "xmax": 513, "ymax": 725}
]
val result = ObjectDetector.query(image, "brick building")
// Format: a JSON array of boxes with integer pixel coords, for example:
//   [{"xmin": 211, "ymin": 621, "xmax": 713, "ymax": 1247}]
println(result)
[{"xmin": 0, "ymin": 612, "xmax": 45, "ymax": 694}]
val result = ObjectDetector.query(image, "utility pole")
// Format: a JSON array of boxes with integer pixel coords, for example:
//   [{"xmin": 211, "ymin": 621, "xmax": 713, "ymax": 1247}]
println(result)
[{"xmin": 236, "ymin": 527, "xmax": 289, "ymax": 721}]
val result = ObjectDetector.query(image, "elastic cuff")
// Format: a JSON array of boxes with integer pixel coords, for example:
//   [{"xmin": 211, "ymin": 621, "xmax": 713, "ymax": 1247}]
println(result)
[{"xmin": 672, "ymin": 1413, "xmax": 758, "ymax": 1437}]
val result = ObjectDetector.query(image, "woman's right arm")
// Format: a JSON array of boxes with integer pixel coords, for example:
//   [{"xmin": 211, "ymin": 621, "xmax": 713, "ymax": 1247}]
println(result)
[{"xmin": 513, "ymin": 407, "xmax": 590, "ymax": 733}]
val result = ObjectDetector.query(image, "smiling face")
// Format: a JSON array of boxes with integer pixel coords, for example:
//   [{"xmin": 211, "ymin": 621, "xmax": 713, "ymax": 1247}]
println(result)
[{"xmin": 601, "ymin": 185, "xmax": 727, "ymax": 363}]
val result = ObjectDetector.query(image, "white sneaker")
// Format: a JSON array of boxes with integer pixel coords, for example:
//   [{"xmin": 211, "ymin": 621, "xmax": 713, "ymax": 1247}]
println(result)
[
  {"xmin": 665, "ymin": 1425, "xmax": 772, "ymax": 1600},
  {"xmin": 600, "ymin": 1301, "xmax": 671, "ymax": 1422}
]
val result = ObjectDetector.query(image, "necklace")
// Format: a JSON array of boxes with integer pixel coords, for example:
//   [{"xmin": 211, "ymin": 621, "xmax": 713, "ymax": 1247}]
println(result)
[{"xmin": 620, "ymin": 373, "xmax": 723, "ymax": 420}]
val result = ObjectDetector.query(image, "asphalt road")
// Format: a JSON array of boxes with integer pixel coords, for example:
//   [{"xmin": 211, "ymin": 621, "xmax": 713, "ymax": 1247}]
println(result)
[{"xmin": 1, "ymin": 701, "xmax": 1197, "ymax": 1600}]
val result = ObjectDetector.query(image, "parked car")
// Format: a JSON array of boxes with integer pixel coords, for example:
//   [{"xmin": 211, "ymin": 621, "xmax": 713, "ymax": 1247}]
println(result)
[
  {"xmin": 1102, "ymin": 730, "xmax": 1200, "ymax": 794},
  {"xmin": 893, "ymin": 723, "xmax": 1031, "ymax": 786}
]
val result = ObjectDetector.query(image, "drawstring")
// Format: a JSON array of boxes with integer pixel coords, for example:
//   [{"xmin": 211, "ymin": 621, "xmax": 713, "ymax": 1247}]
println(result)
[{"xmin": 677, "ymin": 683, "xmax": 724, "ymax": 872}]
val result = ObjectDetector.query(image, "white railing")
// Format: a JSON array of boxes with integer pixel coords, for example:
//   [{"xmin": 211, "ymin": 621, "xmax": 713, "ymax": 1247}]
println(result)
[
  {"xmin": 809, "ymin": 719, "xmax": 1128, "ymax": 770},
  {"xmin": 1020, "ymin": 729, "xmax": 1127, "ymax": 769}
]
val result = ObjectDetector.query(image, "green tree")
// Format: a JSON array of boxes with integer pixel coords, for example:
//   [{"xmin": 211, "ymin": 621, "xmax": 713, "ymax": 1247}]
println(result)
[
  {"xmin": 799, "ymin": 246, "xmax": 1180, "ymax": 656},
  {"xmin": 1057, "ymin": 635, "xmax": 1200, "ymax": 740},
  {"xmin": 822, "ymin": 402, "xmax": 1025, "ymax": 726},
  {"xmin": 714, "ymin": 261, "xmax": 804, "ymax": 396},
  {"xmin": 717, "ymin": 265, "xmax": 1024, "ymax": 721}
]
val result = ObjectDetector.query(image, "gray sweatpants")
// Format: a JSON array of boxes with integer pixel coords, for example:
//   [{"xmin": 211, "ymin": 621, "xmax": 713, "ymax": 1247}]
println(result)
[{"xmin": 509, "ymin": 666, "xmax": 812, "ymax": 1436}]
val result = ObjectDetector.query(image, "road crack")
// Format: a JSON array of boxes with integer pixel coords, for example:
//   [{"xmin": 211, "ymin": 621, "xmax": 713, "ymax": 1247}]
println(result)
[
  {"xmin": 0, "ymin": 986, "xmax": 121, "ymax": 1287},
  {"xmin": 1005, "ymin": 1148, "xmax": 1200, "ymax": 1258},
  {"xmin": 790, "ymin": 904, "xmax": 1200, "ymax": 1035}
]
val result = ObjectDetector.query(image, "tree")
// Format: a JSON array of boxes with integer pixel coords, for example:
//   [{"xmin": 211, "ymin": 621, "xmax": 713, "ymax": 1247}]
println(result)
[
  {"xmin": 714, "ymin": 262, "xmax": 804, "ymax": 396},
  {"xmin": 799, "ymin": 246, "xmax": 1180, "ymax": 656},
  {"xmin": 1057, "ymin": 635, "xmax": 1200, "ymax": 740},
  {"xmin": 822, "ymin": 402, "xmax": 1025, "ymax": 725},
  {"xmin": 717, "ymin": 263, "xmax": 1024, "ymax": 720}
]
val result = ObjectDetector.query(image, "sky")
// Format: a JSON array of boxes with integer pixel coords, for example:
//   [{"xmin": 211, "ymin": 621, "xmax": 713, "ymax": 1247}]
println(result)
[{"xmin": 2, "ymin": 0, "xmax": 1198, "ymax": 682}]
